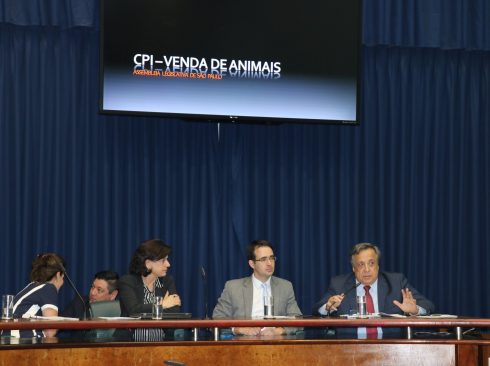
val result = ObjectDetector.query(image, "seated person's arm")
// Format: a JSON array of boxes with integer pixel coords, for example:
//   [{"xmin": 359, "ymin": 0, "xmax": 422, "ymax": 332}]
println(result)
[
  {"xmin": 233, "ymin": 327, "xmax": 263, "ymax": 336},
  {"xmin": 392, "ymin": 275, "xmax": 435, "ymax": 315},
  {"xmin": 212, "ymin": 282, "xmax": 233, "ymax": 319},
  {"xmin": 118, "ymin": 277, "xmax": 151, "ymax": 315},
  {"xmin": 159, "ymin": 277, "xmax": 182, "ymax": 312},
  {"xmin": 213, "ymin": 283, "xmax": 262, "ymax": 336},
  {"xmin": 161, "ymin": 290, "xmax": 181, "ymax": 310},
  {"xmin": 314, "ymin": 290, "xmax": 344, "ymax": 316},
  {"xmin": 277, "ymin": 284, "xmax": 303, "ymax": 335},
  {"xmin": 393, "ymin": 288, "xmax": 432, "ymax": 315},
  {"xmin": 324, "ymin": 294, "xmax": 345, "ymax": 314},
  {"xmin": 42, "ymin": 307, "xmax": 58, "ymax": 338}
]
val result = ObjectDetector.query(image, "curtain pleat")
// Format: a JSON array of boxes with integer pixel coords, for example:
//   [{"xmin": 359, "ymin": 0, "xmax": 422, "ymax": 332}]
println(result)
[
  {"xmin": 0, "ymin": 0, "xmax": 96, "ymax": 28},
  {"xmin": 363, "ymin": 0, "xmax": 490, "ymax": 50}
]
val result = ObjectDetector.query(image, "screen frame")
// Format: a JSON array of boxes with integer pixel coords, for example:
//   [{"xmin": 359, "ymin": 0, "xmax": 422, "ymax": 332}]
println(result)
[{"xmin": 98, "ymin": 0, "xmax": 363, "ymax": 126}]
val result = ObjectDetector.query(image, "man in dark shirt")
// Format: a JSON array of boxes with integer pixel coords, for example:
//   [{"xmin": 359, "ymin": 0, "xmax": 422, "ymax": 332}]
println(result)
[{"xmin": 62, "ymin": 270, "xmax": 119, "ymax": 319}]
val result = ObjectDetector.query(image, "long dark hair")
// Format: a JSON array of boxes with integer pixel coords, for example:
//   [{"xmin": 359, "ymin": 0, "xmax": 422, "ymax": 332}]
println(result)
[{"xmin": 129, "ymin": 239, "xmax": 171, "ymax": 276}]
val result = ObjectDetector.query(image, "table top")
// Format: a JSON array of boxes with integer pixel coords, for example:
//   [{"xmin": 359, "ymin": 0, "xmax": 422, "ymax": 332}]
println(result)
[{"xmin": 1, "ymin": 316, "xmax": 489, "ymax": 330}]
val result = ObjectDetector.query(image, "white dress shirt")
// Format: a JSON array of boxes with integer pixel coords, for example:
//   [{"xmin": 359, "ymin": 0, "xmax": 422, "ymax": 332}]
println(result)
[{"xmin": 251, "ymin": 274, "xmax": 271, "ymax": 318}]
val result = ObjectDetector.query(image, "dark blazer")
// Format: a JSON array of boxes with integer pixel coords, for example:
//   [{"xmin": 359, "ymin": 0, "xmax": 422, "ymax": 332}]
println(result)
[
  {"xmin": 118, "ymin": 274, "xmax": 181, "ymax": 316},
  {"xmin": 61, "ymin": 295, "xmax": 90, "ymax": 319},
  {"xmin": 313, "ymin": 271, "xmax": 434, "ymax": 315},
  {"xmin": 312, "ymin": 271, "xmax": 435, "ymax": 337}
]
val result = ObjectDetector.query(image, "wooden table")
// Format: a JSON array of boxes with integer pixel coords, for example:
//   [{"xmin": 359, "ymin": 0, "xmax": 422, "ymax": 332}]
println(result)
[{"xmin": 1, "ymin": 317, "xmax": 489, "ymax": 366}]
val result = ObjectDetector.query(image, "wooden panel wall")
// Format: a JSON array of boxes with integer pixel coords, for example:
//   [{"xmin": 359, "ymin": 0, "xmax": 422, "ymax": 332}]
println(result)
[{"xmin": 0, "ymin": 343, "xmax": 457, "ymax": 366}]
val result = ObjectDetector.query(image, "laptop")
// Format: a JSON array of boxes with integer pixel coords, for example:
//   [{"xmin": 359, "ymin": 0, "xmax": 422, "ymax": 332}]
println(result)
[{"xmin": 131, "ymin": 312, "xmax": 192, "ymax": 319}]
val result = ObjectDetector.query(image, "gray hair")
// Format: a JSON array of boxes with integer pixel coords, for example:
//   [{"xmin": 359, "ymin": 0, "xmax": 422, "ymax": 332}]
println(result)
[{"xmin": 350, "ymin": 243, "xmax": 381, "ymax": 266}]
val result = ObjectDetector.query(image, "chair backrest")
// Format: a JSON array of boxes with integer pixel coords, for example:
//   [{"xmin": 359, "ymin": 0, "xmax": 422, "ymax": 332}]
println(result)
[
  {"xmin": 89, "ymin": 300, "xmax": 121, "ymax": 318},
  {"xmin": 87, "ymin": 300, "xmax": 121, "ymax": 339}
]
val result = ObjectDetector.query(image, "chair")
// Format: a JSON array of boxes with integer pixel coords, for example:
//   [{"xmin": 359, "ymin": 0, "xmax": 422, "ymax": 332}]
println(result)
[
  {"xmin": 89, "ymin": 300, "xmax": 121, "ymax": 318},
  {"xmin": 87, "ymin": 300, "xmax": 121, "ymax": 338}
]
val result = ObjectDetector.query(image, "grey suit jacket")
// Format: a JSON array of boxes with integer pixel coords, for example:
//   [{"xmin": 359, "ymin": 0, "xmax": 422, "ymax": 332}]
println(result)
[{"xmin": 213, "ymin": 275, "xmax": 302, "ymax": 334}]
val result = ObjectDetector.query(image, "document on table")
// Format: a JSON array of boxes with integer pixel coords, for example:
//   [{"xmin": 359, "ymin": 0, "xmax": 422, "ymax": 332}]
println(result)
[
  {"xmin": 378, "ymin": 313, "xmax": 458, "ymax": 319},
  {"xmin": 378, "ymin": 312, "xmax": 407, "ymax": 318},
  {"xmin": 340, "ymin": 313, "xmax": 382, "ymax": 319},
  {"xmin": 28, "ymin": 316, "xmax": 80, "ymax": 321},
  {"xmin": 416, "ymin": 314, "xmax": 458, "ymax": 319},
  {"xmin": 262, "ymin": 315, "xmax": 299, "ymax": 319},
  {"xmin": 97, "ymin": 316, "xmax": 141, "ymax": 320}
]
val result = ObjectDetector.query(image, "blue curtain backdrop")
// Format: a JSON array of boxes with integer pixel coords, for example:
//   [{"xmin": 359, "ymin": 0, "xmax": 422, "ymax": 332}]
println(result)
[{"xmin": 0, "ymin": 0, "xmax": 489, "ymax": 318}]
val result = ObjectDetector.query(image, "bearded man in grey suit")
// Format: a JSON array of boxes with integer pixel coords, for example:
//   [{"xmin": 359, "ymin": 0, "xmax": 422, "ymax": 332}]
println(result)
[{"xmin": 213, "ymin": 240, "xmax": 302, "ymax": 336}]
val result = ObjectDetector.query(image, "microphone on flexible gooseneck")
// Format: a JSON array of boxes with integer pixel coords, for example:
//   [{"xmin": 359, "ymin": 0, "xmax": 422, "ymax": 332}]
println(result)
[
  {"xmin": 59, "ymin": 264, "xmax": 88, "ymax": 320},
  {"xmin": 344, "ymin": 281, "xmax": 363, "ymax": 296},
  {"xmin": 201, "ymin": 266, "xmax": 209, "ymax": 319},
  {"xmin": 326, "ymin": 282, "xmax": 362, "ymax": 316}
]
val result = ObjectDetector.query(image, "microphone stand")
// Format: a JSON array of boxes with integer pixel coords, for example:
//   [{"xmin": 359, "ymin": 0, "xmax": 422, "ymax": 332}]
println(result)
[
  {"xmin": 61, "ymin": 266, "xmax": 88, "ymax": 320},
  {"xmin": 326, "ymin": 282, "xmax": 362, "ymax": 317},
  {"xmin": 201, "ymin": 266, "xmax": 209, "ymax": 319}
]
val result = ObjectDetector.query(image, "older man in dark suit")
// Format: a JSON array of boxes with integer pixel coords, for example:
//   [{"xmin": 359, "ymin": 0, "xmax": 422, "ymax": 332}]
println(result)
[{"xmin": 312, "ymin": 243, "xmax": 434, "ymax": 338}]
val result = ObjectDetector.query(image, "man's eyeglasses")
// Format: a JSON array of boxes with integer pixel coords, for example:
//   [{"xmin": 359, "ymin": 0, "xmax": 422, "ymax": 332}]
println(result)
[{"xmin": 254, "ymin": 256, "xmax": 277, "ymax": 263}]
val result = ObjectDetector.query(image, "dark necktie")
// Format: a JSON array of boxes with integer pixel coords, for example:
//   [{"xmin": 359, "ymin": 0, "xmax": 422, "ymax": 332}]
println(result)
[{"xmin": 364, "ymin": 285, "xmax": 377, "ymax": 338}]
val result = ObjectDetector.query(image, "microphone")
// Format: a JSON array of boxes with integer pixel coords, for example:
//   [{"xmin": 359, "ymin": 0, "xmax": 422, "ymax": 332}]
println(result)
[
  {"xmin": 59, "ymin": 264, "xmax": 88, "ymax": 320},
  {"xmin": 326, "ymin": 282, "xmax": 362, "ymax": 315},
  {"xmin": 200, "ymin": 266, "xmax": 209, "ymax": 319},
  {"xmin": 344, "ymin": 281, "xmax": 362, "ymax": 296}
]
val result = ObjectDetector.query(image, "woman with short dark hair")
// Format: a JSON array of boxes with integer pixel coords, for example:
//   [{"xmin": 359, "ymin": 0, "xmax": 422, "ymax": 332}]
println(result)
[{"xmin": 118, "ymin": 239, "xmax": 181, "ymax": 341}]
